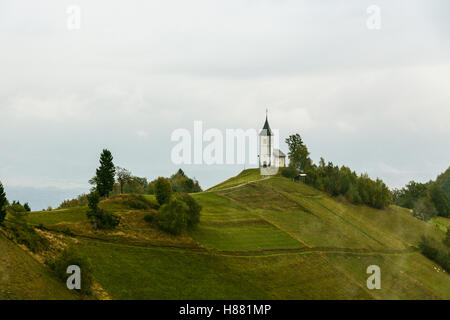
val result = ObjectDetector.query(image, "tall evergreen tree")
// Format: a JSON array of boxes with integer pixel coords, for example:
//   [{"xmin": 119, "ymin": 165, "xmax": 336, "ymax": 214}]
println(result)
[
  {"xmin": 0, "ymin": 181, "xmax": 7, "ymax": 224},
  {"xmin": 95, "ymin": 149, "xmax": 116, "ymax": 197}
]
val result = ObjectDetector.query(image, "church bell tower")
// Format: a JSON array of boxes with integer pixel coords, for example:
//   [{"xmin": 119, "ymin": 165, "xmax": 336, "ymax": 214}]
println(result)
[{"xmin": 259, "ymin": 110, "xmax": 274, "ymax": 167}]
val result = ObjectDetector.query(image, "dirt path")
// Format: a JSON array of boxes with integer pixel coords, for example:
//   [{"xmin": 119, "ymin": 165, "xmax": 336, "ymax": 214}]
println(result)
[{"xmin": 204, "ymin": 176, "xmax": 272, "ymax": 193}]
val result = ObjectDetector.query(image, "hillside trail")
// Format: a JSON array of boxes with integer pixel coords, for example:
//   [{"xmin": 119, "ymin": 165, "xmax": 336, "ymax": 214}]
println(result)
[
  {"xmin": 204, "ymin": 175, "xmax": 272, "ymax": 193},
  {"xmin": 33, "ymin": 224, "xmax": 417, "ymax": 258}
]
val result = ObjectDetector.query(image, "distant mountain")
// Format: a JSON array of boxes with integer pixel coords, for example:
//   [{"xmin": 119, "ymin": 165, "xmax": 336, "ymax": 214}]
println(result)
[
  {"xmin": 4, "ymin": 186, "xmax": 87, "ymax": 211},
  {"xmin": 436, "ymin": 166, "xmax": 450, "ymax": 201}
]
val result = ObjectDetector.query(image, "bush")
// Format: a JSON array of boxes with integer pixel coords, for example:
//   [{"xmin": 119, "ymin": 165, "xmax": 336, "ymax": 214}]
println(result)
[
  {"xmin": 108, "ymin": 194, "xmax": 159, "ymax": 210},
  {"xmin": 157, "ymin": 199, "xmax": 188, "ymax": 235},
  {"xmin": 86, "ymin": 190, "xmax": 120, "ymax": 229},
  {"xmin": 280, "ymin": 166, "xmax": 298, "ymax": 179},
  {"xmin": 144, "ymin": 210, "xmax": 158, "ymax": 224},
  {"xmin": 47, "ymin": 247, "xmax": 93, "ymax": 295},
  {"xmin": 154, "ymin": 177, "xmax": 173, "ymax": 205},
  {"xmin": 419, "ymin": 236, "xmax": 450, "ymax": 272},
  {"xmin": 8, "ymin": 223, "xmax": 49, "ymax": 253},
  {"xmin": 413, "ymin": 197, "xmax": 437, "ymax": 221},
  {"xmin": 87, "ymin": 209, "xmax": 120, "ymax": 230},
  {"xmin": 170, "ymin": 169, "xmax": 202, "ymax": 193},
  {"xmin": 177, "ymin": 193, "xmax": 201, "ymax": 229}
]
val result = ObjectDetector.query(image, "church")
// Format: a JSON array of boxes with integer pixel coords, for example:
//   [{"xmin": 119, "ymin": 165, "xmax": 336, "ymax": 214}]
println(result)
[{"xmin": 259, "ymin": 112, "xmax": 286, "ymax": 168}]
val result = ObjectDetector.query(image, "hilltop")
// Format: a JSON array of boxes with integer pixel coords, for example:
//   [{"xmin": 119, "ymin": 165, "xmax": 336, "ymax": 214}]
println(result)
[{"xmin": 1, "ymin": 169, "xmax": 449, "ymax": 299}]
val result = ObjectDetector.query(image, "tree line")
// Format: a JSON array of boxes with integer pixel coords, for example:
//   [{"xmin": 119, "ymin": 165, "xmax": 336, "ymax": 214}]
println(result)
[
  {"xmin": 393, "ymin": 179, "xmax": 450, "ymax": 221},
  {"xmin": 282, "ymin": 133, "xmax": 391, "ymax": 209}
]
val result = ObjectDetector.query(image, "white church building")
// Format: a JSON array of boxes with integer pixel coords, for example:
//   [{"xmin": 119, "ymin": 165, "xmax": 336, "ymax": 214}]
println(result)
[{"xmin": 259, "ymin": 113, "xmax": 286, "ymax": 168}]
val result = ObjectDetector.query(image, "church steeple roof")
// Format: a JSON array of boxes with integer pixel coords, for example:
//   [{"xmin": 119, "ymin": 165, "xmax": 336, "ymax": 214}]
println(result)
[{"xmin": 260, "ymin": 110, "xmax": 273, "ymax": 136}]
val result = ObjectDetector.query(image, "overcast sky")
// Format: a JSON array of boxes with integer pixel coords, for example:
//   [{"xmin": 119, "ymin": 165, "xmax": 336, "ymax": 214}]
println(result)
[{"xmin": 1, "ymin": 0, "xmax": 449, "ymax": 209}]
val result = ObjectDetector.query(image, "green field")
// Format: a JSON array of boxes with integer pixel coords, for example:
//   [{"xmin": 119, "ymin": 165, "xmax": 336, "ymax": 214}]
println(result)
[
  {"xmin": 2, "ymin": 169, "xmax": 449, "ymax": 299},
  {"xmin": 0, "ymin": 232, "xmax": 76, "ymax": 300},
  {"xmin": 26, "ymin": 207, "xmax": 88, "ymax": 226}
]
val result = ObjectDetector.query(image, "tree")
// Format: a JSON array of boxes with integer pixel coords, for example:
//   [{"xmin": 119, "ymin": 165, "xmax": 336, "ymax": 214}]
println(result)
[
  {"xmin": 23, "ymin": 202, "xmax": 31, "ymax": 212},
  {"xmin": 154, "ymin": 177, "xmax": 173, "ymax": 205},
  {"xmin": 157, "ymin": 199, "xmax": 188, "ymax": 235},
  {"xmin": 177, "ymin": 193, "xmax": 201, "ymax": 229},
  {"xmin": 0, "ymin": 181, "xmax": 7, "ymax": 224},
  {"xmin": 280, "ymin": 166, "xmax": 298, "ymax": 179},
  {"xmin": 428, "ymin": 183, "xmax": 450, "ymax": 218},
  {"xmin": 413, "ymin": 197, "xmax": 437, "ymax": 221},
  {"xmin": 86, "ymin": 190, "xmax": 120, "ymax": 230},
  {"xmin": 87, "ymin": 191, "xmax": 101, "ymax": 212},
  {"xmin": 116, "ymin": 166, "xmax": 132, "ymax": 194},
  {"xmin": 285, "ymin": 134, "xmax": 312, "ymax": 172},
  {"xmin": 95, "ymin": 149, "xmax": 116, "ymax": 198}
]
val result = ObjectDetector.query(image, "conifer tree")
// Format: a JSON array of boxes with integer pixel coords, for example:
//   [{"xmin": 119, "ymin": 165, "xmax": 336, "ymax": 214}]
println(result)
[
  {"xmin": 0, "ymin": 181, "xmax": 7, "ymax": 224},
  {"xmin": 95, "ymin": 149, "xmax": 116, "ymax": 197}
]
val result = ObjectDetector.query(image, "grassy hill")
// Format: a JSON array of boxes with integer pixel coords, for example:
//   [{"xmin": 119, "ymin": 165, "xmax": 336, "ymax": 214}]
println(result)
[
  {"xmin": 0, "ymin": 231, "xmax": 76, "ymax": 299},
  {"xmin": 2, "ymin": 169, "xmax": 449, "ymax": 299}
]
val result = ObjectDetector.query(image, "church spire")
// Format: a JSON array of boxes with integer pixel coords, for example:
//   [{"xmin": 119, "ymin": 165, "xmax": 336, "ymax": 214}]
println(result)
[{"xmin": 260, "ymin": 109, "xmax": 273, "ymax": 136}]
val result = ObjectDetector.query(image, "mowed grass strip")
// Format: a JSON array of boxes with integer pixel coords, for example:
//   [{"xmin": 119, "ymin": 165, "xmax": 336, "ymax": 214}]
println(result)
[
  {"xmin": 222, "ymin": 182, "xmax": 386, "ymax": 249},
  {"xmin": 318, "ymin": 197, "xmax": 445, "ymax": 248},
  {"xmin": 191, "ymin": 222, "xmax": 303, "ymax": 251},
  {"xmin": 325, "ymin": 252, "xmax": 450, "ymax": 299},
  {"xmin": 207, "ymin": 168, "xmax": 262, "ymax": 191},
  {"xmin": 192, "ymin": 192, "xmax": 256, "ymax": 223}
]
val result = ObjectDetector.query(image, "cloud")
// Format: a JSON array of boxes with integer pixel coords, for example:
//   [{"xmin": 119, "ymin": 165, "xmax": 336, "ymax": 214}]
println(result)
[{"xmin": 0, "ymin": 0, "xmax": 449, "ymax": 205}]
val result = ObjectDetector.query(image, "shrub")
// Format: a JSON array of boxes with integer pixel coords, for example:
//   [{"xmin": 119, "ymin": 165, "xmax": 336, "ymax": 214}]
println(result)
[
  {"xmin": 108, "ymin": 194, "xmax": 159, "ymax": 210},
  {"xmin": 413, "ymin": 197, "xmax": 437, "ymax": 221},
  {"xmin": 177, "ymin": 193, "xmax": 201, "ymax": 229},
  {"xmin": 87, "ymin": 209, "xmax": 120, "ymax": 230},
  {"xmin": 419, "ymin": 236, "xmax": 450, "ymax": 272},
  {"xmin": 86, "ymin": 190, "xmax": 120, "ymax": 230},
  {"xmin": 7, "ymin": 209, "xmax": 48, "ymax": 253},
  {"xmin": 157, "ymin": 199, "xmax": 188, "ymax": 235},
  {"xmin": 23, "ymin": 202, "xmax": 31, "ymax": 212},
  {"xmin": 47, "ymin": 247, "xmax": 93, "ymax": 295},
  {"xmin": 8, "ymin": 223, "xmax": 49, "ymax": 253},
  {"xmin": 144, "ymin": 210, "xmax": 158, "ymax": 224},
  {"xmin": 280, "ymin": 166, "xmax": 298, "ymax": 179},
  {"xmin": 170, "ymin": 169, "xmax": 202, "ymax": 193},
  {"xmin": 154, "ymin": 177, "xmax": 173, "ymax": 205}
]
